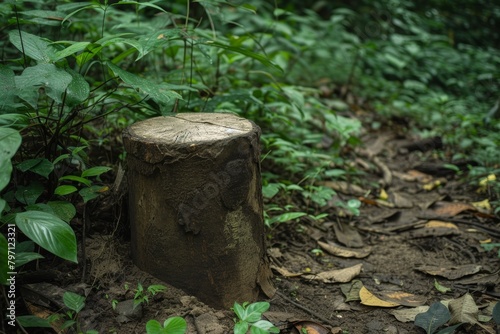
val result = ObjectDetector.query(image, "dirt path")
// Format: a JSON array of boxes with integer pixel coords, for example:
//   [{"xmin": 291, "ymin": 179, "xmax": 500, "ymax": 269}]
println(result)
[{"xmin": 19, "ymin": 124, "xmax": 499, "ymax": 334}]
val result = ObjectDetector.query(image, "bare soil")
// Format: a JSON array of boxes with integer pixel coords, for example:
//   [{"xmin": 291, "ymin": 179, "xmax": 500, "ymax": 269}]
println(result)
[{"xmin": 9, "ymin": 117, "xmax": 500, "ymax": 334}]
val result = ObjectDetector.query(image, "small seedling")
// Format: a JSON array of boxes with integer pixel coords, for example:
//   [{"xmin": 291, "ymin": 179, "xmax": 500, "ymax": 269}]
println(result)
[
  {"xmin": 146, "ymin": 316, "xmax": 187, "ymax": 334},
  {"xmin": 133, "ymin": 283, "xmax": 167, "ymax": 309},
  {"xmin": 232, "ymin": 301, "xmax": 279, "ymax": 334}
]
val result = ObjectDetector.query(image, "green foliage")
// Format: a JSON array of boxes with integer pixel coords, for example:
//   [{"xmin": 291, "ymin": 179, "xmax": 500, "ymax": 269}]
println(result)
[
  {"xmin": 132, "ymin": 283, "xmax": 167, "ymax": 309},
  {"xmin": 232, "ymin": 302, "xmax": 279, "ymax": 334},
  {"xmin": 415, "ymin": 302, "xmax": 462, "ymax": 334},
  {"xmin": 146, "ymin": 316, "xmax": 187, "ymax": 334}
]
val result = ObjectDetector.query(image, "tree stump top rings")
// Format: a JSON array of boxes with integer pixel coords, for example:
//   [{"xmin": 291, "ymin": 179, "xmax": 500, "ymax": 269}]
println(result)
[{"xmin": 123, "ymin": 113, "xmax": 260, "ymax": 164}]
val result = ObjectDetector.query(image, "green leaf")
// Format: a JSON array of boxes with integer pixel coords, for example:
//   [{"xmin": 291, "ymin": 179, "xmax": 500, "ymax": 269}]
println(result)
[
  {"xmin": 8, "ymin": 30, "xmax": 58, "ymax": 63},
  {"xmin": 0, "ymin": 65, "xmax": 17, "ymax": 111},
  {"xmin": 15, "ymin": 251, "xmax": 44, "ymax": 267},
  {"xmin": 434, "ymin": 279, "xmax": 452, "ymax": 293},
  {"xmin": 146, "ymin": 319, "xmax": 162, "ymax": 334},
  {"xmin": 493, "ymin": 302, "xmax": 500, "ymax": 325},
  {"xmin": 48, "ymin": 201, "xmax": 77, "ymax": 223},
  {"xmin": 262, "ymin": 183, "xmax": 281, "ymax": 199},
  {"xmin": 0, "ymin": 128, "xmax": 22, "ymax": 192},
  {"xmin": 250, "ymin": 320, "xmax": 279, "ymax": 334},
  {"xmin": 270, "ymin": 212, "xmax": 306, "ymax": 225},
  {"xmin": 16, "ymin": 315, "xmax": 52, "ymax": 328},
  {"xmin": 81, "ymin": 166, "xmax": 112, "ymax": 178},
  {"xmin": 65, "ymin": 69, "xmax": 90, "ymax": 107},
  {"xmin": 147, "ymin": 284, "xmax": 167, "ymax": 295},
  {"xmin": 15, "ymin": 211, "xmax": 77, "ymax": 263},
  {"xmin": 63, "ymin": 291, "xmax": 85, "ymax": 313},
  {"xmin": 17, "ymin": 158, "xmax": 54, "ymax": 179},
  {"xmin": 162, "ymin": 317, "xmax": 187, "ymax": 334},
  {"xmin": 59, "ymin": 175, "xmax": 92, "ymax": 187},
  {"xmin": 415, "ymin": 302, "xmax": 451, "ymax": 334},
  {"xmin": 203, "ymin": 41, "xmax": 282, "ymax": 72},
  {"xmin": 233, "ymin": 302, "xmax": 246, "ymax": 320},
  {"xmin": 234, "ymin": 321, "xmax": 249, "ymax": 334},
  {"xmin": 15, "ymin": 182, "xmax": 44, "ymax": 205},
  {"xmin": 79, "ymin": 185, "xmax": 106, "ymax": 203},
  {"xmin": 53, "ymin": 41, "xmax": 90, "ymax": 62},
  {"xmin": 55, "ymin": 185, "xmax": 78, "ymax": 196},
  {"xmin": 107, "ymin": 62, "xmax": 182, "ymax": 105},
  {"xmin": 244, "ymin": 302, "xmax": 270, "ymax": 322},
  {"xmin": 15, "ymin": 63, "xmax": 73, "ymax": 107},
  {"xmin": 0, "ymin": 234, "xmax": 7, "ymax": 284},
  {"xmin": 435, "ymin": 323, "xmax": 462, "ymax": 334}
]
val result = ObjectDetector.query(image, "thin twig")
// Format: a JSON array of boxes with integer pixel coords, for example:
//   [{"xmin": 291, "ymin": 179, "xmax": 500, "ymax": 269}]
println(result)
[{"xmin": 275, "ymin": 291, "xmax": 337, "ymax": 328}]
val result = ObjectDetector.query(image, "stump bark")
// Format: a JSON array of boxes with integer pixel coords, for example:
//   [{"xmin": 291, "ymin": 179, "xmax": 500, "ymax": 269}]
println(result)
[{"xmin": 123, "ymin": 113, "xmax": 275, "ymax": 308}]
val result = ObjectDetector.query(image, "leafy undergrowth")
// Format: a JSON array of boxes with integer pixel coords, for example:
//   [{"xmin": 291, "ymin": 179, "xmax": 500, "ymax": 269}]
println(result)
[{"xmin": 1, "ymin": 0, "xmax": 499, "ymax": 333}]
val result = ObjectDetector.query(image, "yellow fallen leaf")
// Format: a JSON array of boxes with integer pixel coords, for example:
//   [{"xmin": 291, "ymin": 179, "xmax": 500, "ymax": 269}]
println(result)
[
  {"xmin": 479, "ymin": 174, "xmax": 496, "ymax": 187},
  {"xmin": 379, "ymin": 188, "xmax": 389, "ymax": 201},
  {"xmin": 359, "ymin": 286, "xmax": 400, "ymax": 307},
  {"xmin": 472, "ymin": 199, "xmax": 491, "ymax": 211},
  {"xmin": 423, "ymin": 179, "xmax": 442, "ymax": 191}
]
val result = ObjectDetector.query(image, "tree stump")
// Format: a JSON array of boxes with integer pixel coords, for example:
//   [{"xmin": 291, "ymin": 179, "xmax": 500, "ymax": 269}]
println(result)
[{"xmin": 123, "ymin": 113, "xmax": 275, "ymax": 308}]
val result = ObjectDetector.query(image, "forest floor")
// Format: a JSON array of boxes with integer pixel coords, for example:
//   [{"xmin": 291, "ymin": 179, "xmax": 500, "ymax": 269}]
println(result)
[{"xmin": 17, "ymin": 111, "xmax": 500, "ymax": 334}]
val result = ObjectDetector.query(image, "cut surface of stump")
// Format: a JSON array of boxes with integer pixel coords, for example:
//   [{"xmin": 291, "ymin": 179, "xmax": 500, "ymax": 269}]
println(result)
[{"xmin": 123, "ymin": 113, "xmax": 275, "ymax": 308}]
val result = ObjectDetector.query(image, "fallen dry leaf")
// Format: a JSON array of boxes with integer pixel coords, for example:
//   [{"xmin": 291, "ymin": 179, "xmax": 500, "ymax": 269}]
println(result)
[
  {"xmin": 380, "ymin": 291, "xmax": 427, "ymax": 307},
  {"xmin": 318, "ymin": 240, "xmax": 371, "ymax": 258},
  {"xmin": 415, "ymin": 264, "xmax": 482, "ymax": 280},
  {"xmin": 303, "ymin": 263, "xmax": 362, "ymax": 283},
  {"xmin": 270, "ymin": 264, "xmax": 303, "ymax": 278},
  {"xmin": 359, "ymin": 286, "xmax": 400, "ymax": 307},
  {"xmin": 390, "ymin": 306, "xmax": 430, "ymax": 323},
  {"xmin": 408, "ymin": 220, "xmax": 460, "ymax": 238},
  {"xmin": 431, "ymin": 201, "xmax": 476, "ymax": 216}
]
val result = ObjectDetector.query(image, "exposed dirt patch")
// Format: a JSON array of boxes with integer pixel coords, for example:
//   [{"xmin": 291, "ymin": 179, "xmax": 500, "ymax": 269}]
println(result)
[{"xmin": 10, "ymin": 124, "xmax": 500, "ymax": 334}]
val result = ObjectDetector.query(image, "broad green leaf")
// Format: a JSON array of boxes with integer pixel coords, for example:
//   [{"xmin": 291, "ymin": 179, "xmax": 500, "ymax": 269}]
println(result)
[
  {"xmin": 79, "ymin": 185, "xmax": 107, "ymax": 203},
  {"xmin": 234, "ymin": 321, "xmax": 249, "ymax": 334},
  {"xmin": 15, "ymin": 211, "xmax": 77, "ymax": 263},
  {"xmin": 48, "ymin": 201, "xmax": 76, "ymax": 223},
  {"xmin": 55, "ymin": 185, "xmax": 78, "ymax": 196},
  {"xmin": 270, "ymin": 212, "xmax": 306, "ymax": 224},
  {"xmin": 15, "ymin": 63, "xmax": 73, "ymax": 107},
  {"xmin": 0, "ymin": 234, "xmax": 7, "ymax": 284},
  {"xmin": 65, "ymin": 69, "xmax": 90, "ymax": 107},
  {"xmin": 146, "ymin": 319, "xmax": 162, "ymax": 334},
  {"xmin": 107, "ymin": 62, "xmax": 182, "ymax": 105},
  {"xmin": 0, "ymin": 113, "xmax": 30, "ymax": 130},
  {"xmin": 415, "ymin": 302, "xmax": 451, "ymax": 334},
  {"xmin": 53, "ymin": 41, "xmax": 90, "ymax": 61},
  {"xmin": 59, "ymin": 175, "xmax": 92, "ymax": 187},
  {"xmin": 16, "ymin": 315, "xmax": 52, "ymax": 328},
  {"xmin": 0, "ymin": 198, "xmax": 6, "ymax": 215},
  {"xmin": 0, "ymin": 128, "xmax": 22, "ymax": 191},
  {"xmin": 15, "ymin": 251, "xmax": 44, "ymax": 267},
  {"xmin": 493, "ymin": 302, "xmax": 500, "ymax": 325},
  {"xmin": 17, "ymin": 158, "xmax": 54, "ymax": 179},
  {"xmin": 250, "ymin": 320, "xmax": 279, "ymax": 333},
  {"xmin": 243, "ymin": 302, "xmax": 270, "ymax": 322},
  {"xmin": 162, "ymin": 317, "xmax": 187, "ymax": 334},
  {"xmin": 233, "ymin": 302, "xmax": 246, "ymax": 320},
  {"xmin": 81, "ymin": 166, "xmax": 112, "ymax": 178},
  {"xmin": 8, "ymin": 30, "xmax": 58, "ymax": 63},
  {"xmin": 63, "ymin": 291, "xmax": 85, "ymax": 313},
  {"xmin": 262, "ymin": 183, "xmax": 281, "ymax": 199},
  {"xmin": 0, "ymin": 65, "xmax": 17, "ymax": 111},
  {"xmin": 15, "ymin": 182, "xmax": 44, "ymax": 205}
]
